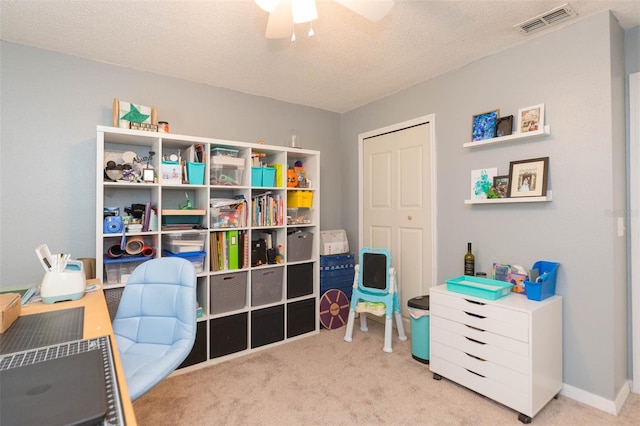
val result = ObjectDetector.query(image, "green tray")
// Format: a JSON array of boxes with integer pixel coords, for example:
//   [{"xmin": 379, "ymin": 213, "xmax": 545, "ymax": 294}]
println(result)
[{"xmin": 445, "ymin": 275, "xmax": 512, "ymax": 300}]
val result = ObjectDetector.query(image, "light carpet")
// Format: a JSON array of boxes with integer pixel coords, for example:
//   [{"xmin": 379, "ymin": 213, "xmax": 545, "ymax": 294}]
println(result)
[{"xmin": 133, "ymin": 321, "xmax": 639, "ymax": 425}]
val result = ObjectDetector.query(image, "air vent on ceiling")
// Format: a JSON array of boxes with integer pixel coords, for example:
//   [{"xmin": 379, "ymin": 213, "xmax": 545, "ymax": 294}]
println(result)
[{"xmin": 514, "ymin": 3, "xmax": 577, "ymax": 35}]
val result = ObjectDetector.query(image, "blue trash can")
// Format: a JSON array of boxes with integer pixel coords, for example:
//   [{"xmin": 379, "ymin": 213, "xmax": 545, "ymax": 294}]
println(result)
[{"xmin": 408, "ymin": 295, "xmax": 430, "ymax": 364}]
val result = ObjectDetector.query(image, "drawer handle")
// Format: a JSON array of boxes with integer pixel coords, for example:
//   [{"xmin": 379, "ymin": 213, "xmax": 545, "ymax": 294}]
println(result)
[
  {"xmin": 465, "ymin": 352, "xmax": 486, "ymax": 362},
  {"xmin": 465, "ymin": 336, "xmax": 486, "ymax": 345},
  {"xmin": 465, "ymin": 298, "xmax": 486, "ymax": 306},
  {"xmin": 464, "ymin": 311, "xmax": 486, "ymax": 319},
  {"xmin": 465, "ymin": 368, "xmax": 485, "ymax": 378},
  {"xmin": 465, "ymin": 324, "xmax": 485, "ymax": 332}
]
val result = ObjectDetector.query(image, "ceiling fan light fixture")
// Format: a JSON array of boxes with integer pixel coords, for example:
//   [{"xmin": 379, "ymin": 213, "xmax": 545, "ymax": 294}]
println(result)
[
  {"xmin": 255, "ymin": 0, "xmax": 280, "ymax": 13},
  {"xmin": 292, "ymin": 0, "xmax": 318, "ymax": 24}
]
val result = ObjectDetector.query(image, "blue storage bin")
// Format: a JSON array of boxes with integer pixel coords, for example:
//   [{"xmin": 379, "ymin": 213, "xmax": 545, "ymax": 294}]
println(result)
[
  {"xmin": 262, "ymin": 167, "xmax": 276, "ymax": 187},
  {"xmin": 162, "ymin": 250, "xmax": 206, "ymax": 273},
  {"xmin": 186, "ymin": 162, "xmax": 205, "ymax": 185},
  {"xmin": 525, "ymin": 261, "xmax": 559, "ymax": 301},
  {"xmin": 251, "ymin": 167, "xmax": 263, "ymax": 186},
  {"xmin": 445, "ymin": 275, "xmax": 512, "ymax": 300}
]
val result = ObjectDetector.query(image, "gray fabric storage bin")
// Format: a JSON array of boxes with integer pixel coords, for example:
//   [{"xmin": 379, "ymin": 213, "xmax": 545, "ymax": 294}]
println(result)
[
  {"xmin": 251, "ymin": 266, "xmax": 284, "ymax": 306},
  {"xmin": 287, "ymin": 231, "xmax": 313, "ymax": 262},
  {"xmin": 210, "ymin": 271, "xmax": 247, "ymax": 314}
]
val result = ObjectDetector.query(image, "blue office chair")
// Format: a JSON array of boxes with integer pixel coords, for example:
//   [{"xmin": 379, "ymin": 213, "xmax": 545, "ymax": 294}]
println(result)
[
  {"xmin": 343, "ymin": 247, "xmax": 407, "ymax": 352},
  {"xmin": 112, "ymin": 257, "xmax": 197, "ymax": 401}
]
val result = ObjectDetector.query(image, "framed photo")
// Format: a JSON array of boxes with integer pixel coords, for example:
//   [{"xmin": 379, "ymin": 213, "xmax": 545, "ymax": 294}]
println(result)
[
  {"xmin": 517, "ymin": 104, "xmax": 544, "ymax": 133},
  {"xmin": 495, "ymin": 115, "xmax": 513, "ymax": 137},
  {"xmin": 471, "ymin": 167, "xmax": 498, "ymax": 200},
  {"xmin": 492, "ymin": 175, "xmax": 509, "ymax": 198},
  {"xmin": 507, "ymin": 157, "xmax": 549, "ymax": 198},
  {"xmin": 492, "ymin": 263, "xmax": 512, "ymax": 282},
  {"xmin": 471, "ymin": 109, "xmax": 500, "ymax": 141}
]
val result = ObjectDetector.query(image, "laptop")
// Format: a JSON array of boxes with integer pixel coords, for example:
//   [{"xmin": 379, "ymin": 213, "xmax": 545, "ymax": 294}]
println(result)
[{"xmin": 0, "ymin": 348, "xmax": 108, "ymax": 426}]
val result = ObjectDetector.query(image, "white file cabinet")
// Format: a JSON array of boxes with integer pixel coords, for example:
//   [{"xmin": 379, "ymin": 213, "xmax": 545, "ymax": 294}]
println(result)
[{"xmin": 430, "ymin": 284, "xmax": 562, "ymax": 424}]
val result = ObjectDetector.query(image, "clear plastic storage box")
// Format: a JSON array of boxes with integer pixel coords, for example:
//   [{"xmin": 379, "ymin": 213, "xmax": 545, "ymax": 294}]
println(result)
[{"xmin": 162, "ymin": 231, "xmax": 207, "ymax": 253}]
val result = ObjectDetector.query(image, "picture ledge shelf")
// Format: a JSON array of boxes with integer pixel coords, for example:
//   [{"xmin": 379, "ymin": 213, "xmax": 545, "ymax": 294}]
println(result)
[
  {"xmin": 465, "ymin": 190, "xmax": 553, "ymax": 204},
  {"xmin": 463, "ymin": 125, "xmax": 551, "ymax": 148}
]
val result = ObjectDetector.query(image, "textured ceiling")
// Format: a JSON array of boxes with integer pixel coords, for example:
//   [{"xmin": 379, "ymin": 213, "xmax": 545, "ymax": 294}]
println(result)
[{"xmin": 1, "ymin": 1, "xmax": 639, "ymax": 113}]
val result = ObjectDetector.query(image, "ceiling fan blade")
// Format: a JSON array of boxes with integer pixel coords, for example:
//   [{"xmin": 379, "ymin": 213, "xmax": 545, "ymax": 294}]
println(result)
[
  {"xmin": 265, "ymin": 0, "xmax": 293, "ymax": 39},
  {"xmin": 334, "ymin": 0, "xmax": 394, "ymax": 22}
]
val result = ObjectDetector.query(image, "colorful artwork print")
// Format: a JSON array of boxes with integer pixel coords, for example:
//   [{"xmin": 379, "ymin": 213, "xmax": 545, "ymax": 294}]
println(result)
[
  {"xmin": 471, "ymin": 167, "xmax": 498, "ymax": 200},
  {"xmin": 471, "ymin": 110, "xmax": 499, "ymax": 141},
  {"xmin": 119, "ymin": 101, "xmax": 152, "ymax": 128}
]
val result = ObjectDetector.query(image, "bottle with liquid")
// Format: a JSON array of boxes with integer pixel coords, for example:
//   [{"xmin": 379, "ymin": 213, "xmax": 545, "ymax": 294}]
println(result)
[{"xmin": 464, "ymin": 242, "xmax": 475, "ymax": 276}]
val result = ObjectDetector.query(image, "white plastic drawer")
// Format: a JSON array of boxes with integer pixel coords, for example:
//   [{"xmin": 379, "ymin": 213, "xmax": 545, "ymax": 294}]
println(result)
[
  {"xmin": 431, "ymin": 295, "xmax": 528, "ymax": 342},
  {"xmin": 431, "ymin": 315, "xmax": 529, "ymax": 358},
  {"xmin": 430, "ymin": 340, "xmax": 529, "ymax": 393},
  {"xmin": 431, "ymin": 323, "xmax": 529, "ymax": 375},
  {"xmin": 431, "ymin": 355, "xmax": 529, "ymax": 415}
]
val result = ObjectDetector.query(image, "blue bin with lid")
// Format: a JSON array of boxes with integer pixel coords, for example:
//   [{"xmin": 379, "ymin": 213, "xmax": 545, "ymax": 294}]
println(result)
[{"xmin": 408, "ymin": 295, "xmax": 430, "ymax": 364}]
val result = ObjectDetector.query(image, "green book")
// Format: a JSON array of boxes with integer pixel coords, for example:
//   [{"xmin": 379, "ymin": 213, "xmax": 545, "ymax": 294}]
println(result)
[{"xmin": 227, "ymin": 230, "xmax": 239, "ymax": 270}]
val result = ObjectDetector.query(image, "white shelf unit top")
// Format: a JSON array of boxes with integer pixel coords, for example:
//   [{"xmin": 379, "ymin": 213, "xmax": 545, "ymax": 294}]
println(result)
[
  {"xmin": 465, "ymin": 190, "xmax": 552, "ymax": 204},
  {"xmin": 463, "ymin": 125, "xmax": 550, "ymax": 148}
]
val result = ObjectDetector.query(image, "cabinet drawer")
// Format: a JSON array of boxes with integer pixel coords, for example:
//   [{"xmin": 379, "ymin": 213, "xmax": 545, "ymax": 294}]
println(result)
[
  {"xmin": 431, "ymin": 341, "xmax": 529, "ymax": 393},
  {"xmin": 431, "ymin": 355, "xmax": 529, "ymax": 415},
  {"xmin": 431, "ymin": 315, "xmax": 529, "ymax": 358},
  {"xmin": 431, "ymin": 297, "xmax": 528, "ymax": 342},
  {"xmin": 431, "ymin": 322, "xmax": 529, "ymax": 375}
]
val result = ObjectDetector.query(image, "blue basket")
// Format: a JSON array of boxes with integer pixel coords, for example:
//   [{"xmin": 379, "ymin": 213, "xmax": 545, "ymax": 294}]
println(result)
[{"xmin": 524, "ymin": 261, "xmax": 559, "ymax": 301}]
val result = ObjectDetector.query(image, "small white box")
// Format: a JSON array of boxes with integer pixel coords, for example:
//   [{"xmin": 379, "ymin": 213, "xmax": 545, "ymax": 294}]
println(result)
[{"xmin": 320, "ymin": 229, "xmax": 349, "ymax": 255}]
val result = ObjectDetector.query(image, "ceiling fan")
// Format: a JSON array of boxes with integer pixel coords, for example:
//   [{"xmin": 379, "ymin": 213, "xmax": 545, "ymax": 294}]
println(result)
[{"xmin": 255, "ymin": 0, "xmax": 395, "ymax": 41}]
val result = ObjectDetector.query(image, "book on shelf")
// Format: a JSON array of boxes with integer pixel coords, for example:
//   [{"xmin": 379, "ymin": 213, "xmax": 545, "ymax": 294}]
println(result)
[
  {"xmin": 227, "ymin": 230, "xmax": 239, "ymax": 270},
  {"xmin": 142, "ymin": 201, "xmax": 152, "ymax": 232}
]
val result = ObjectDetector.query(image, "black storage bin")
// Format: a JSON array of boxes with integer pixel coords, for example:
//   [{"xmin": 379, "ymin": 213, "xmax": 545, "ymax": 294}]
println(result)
[
  {"xmin": 287, "ymin": 298, "xmax": 316, "ymax": 338},
  {"xmin": 210, "ymin": 312, "xmax": 248, "ymax": 358},
  {"xmin": 178, "ymin": 321, "xmax": 207, "ymax": 368},
  {"xmin": 251, "ymin": 305, "xmax": 284, "ymax": 348},
  {"xmin": 287, "ymin": 262, "xmax": 314, "ymax": 299}
]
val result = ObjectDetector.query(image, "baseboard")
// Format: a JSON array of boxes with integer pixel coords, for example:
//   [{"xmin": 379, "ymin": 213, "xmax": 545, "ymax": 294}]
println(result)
[{"xmin": 561, "ymin": 380, "xmax": 631, "ymax": 415}]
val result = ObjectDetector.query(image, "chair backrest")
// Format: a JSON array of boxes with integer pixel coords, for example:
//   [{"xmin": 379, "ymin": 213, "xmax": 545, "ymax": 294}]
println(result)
[
  {"xmin": 358, "ymin": 247, "xmax": 391, "ymax": 294},
  {"xmin": 113, "ymin": 257, "xmax": 196, "ymax": 346}
]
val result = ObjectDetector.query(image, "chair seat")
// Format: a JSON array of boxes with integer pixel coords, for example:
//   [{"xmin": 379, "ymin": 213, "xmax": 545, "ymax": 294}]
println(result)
[{"xmin": 117, "ymin": 337, "xmax": 194, "ymax": 400}]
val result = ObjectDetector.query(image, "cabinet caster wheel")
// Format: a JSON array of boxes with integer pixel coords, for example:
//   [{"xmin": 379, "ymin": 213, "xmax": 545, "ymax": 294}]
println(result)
[
  {"xmin": 433, "ymin": 373, "xmax": 442, "ymax": 380},
  {"xmin": 518, "ymin": 413, "xmax": 532, "ymax": 424}
]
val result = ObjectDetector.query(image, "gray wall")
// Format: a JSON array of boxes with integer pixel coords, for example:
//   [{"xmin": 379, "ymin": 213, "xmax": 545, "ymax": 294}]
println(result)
[
  {"xmin": 626, "ymin": 26, "xmax": 640, "ymax": 74},
  {"xmin": 625, "ymin": 22, "xmax": 640, "ymax": 380},
  {"xmin": 340, "ymin": 12, "xmax": 627, "ymax": 400},
  {"xmin": 0, "ymin": 42, "xmax": 341, "ymax": 287}
]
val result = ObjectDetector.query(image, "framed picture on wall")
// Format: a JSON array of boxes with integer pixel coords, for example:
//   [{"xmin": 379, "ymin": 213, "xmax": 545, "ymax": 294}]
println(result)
[
  {"xmin": 495, "ymin": 115, "xmax": 513, "ymax": 137},
  {"xmin": 493, "ymin": 175, "xmax": 509, "ymax": 198},
  {"xmin": 471, "ymin": 109, "xmax": 500, "ymax": 141},
  {"xmin": 517, "ymin": 104, "xmax": 545, "ymax": 133},
  {"xmin": 507, "ymin": 157, "xmax": 549, "ymax": 198}
]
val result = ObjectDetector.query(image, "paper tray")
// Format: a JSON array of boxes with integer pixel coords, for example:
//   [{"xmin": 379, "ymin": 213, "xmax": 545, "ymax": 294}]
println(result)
[{"xmin": 445, "ymin": 275, "xmax": 512, "ymax": 300}]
